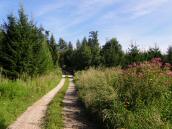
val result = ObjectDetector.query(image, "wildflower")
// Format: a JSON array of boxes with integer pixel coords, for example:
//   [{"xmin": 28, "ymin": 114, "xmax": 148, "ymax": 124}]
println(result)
[
  {"xmin": 128, "ymin": 65, "xmax": 132, "ymax": 68},
  {"xmin": 151, "ymin": 58, "xmax": 162, "ymax": 64},
  {"xmin": 132, "ymin": 63, "xmax": 137, "ymax": 67},
  {"xmin": 164, "ymin": 63, "xmax": 171, "ymax": 67},
  {"xmin": 167, "ymin": 71, "xmax": 172, "ymax": 77}
]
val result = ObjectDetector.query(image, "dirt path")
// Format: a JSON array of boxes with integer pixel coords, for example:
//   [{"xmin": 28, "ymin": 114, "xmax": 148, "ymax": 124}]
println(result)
[
  {"xmin": 63, "ymin": 78, "xmax": 97, "ymax": 129},
  {"xmin": 8, "ymin": 78, "xmax": 65, "ymax": 129}
]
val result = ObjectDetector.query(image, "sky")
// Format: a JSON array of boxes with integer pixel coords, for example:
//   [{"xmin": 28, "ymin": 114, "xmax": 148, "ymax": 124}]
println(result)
[{"xmin": 0, "ymin": 0, "xmax": 172, "ymax": 52}]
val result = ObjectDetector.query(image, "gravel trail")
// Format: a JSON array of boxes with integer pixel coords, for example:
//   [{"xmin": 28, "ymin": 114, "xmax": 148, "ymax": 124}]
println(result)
[{"xmin": 63, "ymin": 78, "xmax": 97, "ymax": 129}]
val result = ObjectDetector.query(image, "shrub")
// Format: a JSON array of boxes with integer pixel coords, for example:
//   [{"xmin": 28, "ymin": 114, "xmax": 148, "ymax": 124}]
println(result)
[{"xmin": 75, "ymin": 59, "xmax": 172, "ymax": 129}]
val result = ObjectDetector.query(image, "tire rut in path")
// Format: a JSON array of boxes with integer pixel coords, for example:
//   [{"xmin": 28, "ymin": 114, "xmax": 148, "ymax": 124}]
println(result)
[
  {"xmin": 63, "ymin": 78, "xmax": 97, "ymax": 129},
  {"xmin": 8, "ymin": 78, "xmax": 65, "ymax": 129}
]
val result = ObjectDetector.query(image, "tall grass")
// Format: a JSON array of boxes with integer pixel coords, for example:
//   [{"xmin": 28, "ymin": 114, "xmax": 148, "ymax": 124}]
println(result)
[
  {"xmin": 75, "ymin": 59, "xmax": 172, "ymax": 129},
  {"xmin": 0, "ymin": 69, "xmax": 61, "ymax": 129}
]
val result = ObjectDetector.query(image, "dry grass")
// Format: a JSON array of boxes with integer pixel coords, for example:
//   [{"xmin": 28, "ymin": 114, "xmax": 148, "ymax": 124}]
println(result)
[{"xmin": 75, "ymin": 63, "xmax": 172, "ymax": 129}]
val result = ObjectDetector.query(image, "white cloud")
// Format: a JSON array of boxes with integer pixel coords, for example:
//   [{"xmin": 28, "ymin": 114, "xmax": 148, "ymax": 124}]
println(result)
[
  {"xmin": 128, "ymin": 0, "xmax": 169, "ymax": 18},
  {"xmin": 40, "ymin": 0, "xmax": 119, "ymax": 32},
  {"xmin": 34, "ymin": 0, "xmax": 72, "ymax": 17},
  {"xmin": 31, "ymin": 0, "xmax": 172, "ymax": 52}
]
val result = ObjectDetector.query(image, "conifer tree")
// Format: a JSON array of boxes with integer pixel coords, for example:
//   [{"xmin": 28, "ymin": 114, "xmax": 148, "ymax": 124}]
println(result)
[
  {"xmin": 125, "ymin": 44, "xmax": 141, "ymax": 65},
  {"xmin": 101, "ymin": 38, "xmax": 124, "ymax": 67},
  {"xmin": 88, "ymin": 31, "xmax": 101, "ymax": 66},
  {"xmin": 63, "ymin": 42, "xmax": 74, "ymax": 69},
  {"xmin": 49, "ymin": 35, "xmax": 59, "ymax": 66},
  {"xmin": 147, "ymin": 46, "xmax": 162, "ymax": 60},
  {"xmin": 167, "ymin": 46, "xmax": 172, "ymax": 64},
  {"xmin": 68, "ymin": 41, "xmax": 73, "ymax": 50},
  {"xmin": 78, "ymin": 38, "xmax": 92, "ymax": 69},
  {"xmin": 0, "ymin": 6, "xmax": 53, "ymax": 78},
  {"xmin": 76, "ymin": 40, "xmax": 81, "ymax": 49},
  {"xmin": 59, "ymin": 38, "xmax": 68, "ymax": 51}
]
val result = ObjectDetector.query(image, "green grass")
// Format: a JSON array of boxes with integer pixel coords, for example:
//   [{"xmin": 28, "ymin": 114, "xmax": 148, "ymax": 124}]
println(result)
[
  {"xmin": 0, "ymin": 69, "xmax": 62, "ymax": 129},
  {"xmin": 43, "ymin": 78, "xmax": 69, "ymax": 129}
]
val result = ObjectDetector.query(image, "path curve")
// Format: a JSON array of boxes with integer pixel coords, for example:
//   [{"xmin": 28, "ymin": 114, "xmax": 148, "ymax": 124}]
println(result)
[
  {"xmin": 8, "ymin": 78, "xmax": 65, "ymax": 129},
  {"xmin": 63, "ymin": 78, "xmax": 97, "ymax": 129}
]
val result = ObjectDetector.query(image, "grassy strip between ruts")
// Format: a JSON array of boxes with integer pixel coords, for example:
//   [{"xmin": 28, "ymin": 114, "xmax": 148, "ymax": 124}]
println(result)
[
  {"xmin": 0, "ymin": 70, "xmax": 61, "ymax": 129},
  {"xmin": 43, "ymin": 77, "xmax": 69, "ymax": 129}
]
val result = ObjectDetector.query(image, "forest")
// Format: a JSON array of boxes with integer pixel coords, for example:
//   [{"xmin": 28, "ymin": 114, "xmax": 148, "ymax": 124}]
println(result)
[
  {"xmin": 0, "ymin": 6, "xmax": 172, "ymax": 129},
  {"xmin": 0, "ymin": 7, "xmax": 172, "ymax": 79}
]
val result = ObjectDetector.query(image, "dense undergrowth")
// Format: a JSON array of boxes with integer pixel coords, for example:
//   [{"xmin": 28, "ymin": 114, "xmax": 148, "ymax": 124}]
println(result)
[
  {"xmin": 43, "ymin": 78, "xmax": 69, "ymax": 129},
  {"xmin": 75, "ymin": 58, "xmax": 172, "ymax": 129},
  {"xmin": 0, "ymin": 69, "xmax": 61, "ymax": 129}
]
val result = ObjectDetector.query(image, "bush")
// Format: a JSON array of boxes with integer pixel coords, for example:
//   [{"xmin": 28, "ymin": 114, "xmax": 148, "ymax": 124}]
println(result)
[{"xmin": 75, "ymin": 59, "xmax": 172, "ymax": 129}]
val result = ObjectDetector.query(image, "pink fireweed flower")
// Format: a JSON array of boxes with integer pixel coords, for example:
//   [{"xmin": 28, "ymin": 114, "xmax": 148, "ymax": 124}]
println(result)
[
  {"xmin": 164, "ymin": 63, "xmax": 171, "ymax": 68},
  {"xmin": 128, "ymin": 65, "xmax": 133, "ymax": 68},
  {"xmin": 151, "ymin": 58, "xmax": 162, "ymax": 64},
  {"xmin": 167, "ymin": 71, "xmax": 172, "ymax": 77},
  {"xmin": 132, "ymin": 63, "xmax": 137, "ymax": 67}
]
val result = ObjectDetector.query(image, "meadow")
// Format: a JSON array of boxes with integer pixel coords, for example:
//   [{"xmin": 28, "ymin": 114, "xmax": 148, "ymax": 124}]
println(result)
[
  {"xmin": 0, "ymin": 70, "xmax": 61, "ymax": 129},
  {"xmin": 75, "ymin": 58, "xmax": 172, "ymax": 129}
]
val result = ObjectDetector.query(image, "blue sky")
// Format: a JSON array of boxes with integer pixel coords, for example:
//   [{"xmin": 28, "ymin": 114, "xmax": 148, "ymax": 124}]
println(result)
[{"xmin": 0, "ymin": 0, "xmax": 172, "ymax": 52}]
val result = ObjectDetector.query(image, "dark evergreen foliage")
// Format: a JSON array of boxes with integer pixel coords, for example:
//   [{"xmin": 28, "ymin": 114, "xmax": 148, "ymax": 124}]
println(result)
[
  {"xmin": 167, "ymin": 46, "xmax": 172, "ymax": 64},
  {"xmin": 0, "ymin": 6, "xmax": 53, "ymax": 79},
  {"xmin": 49, "ymin": 35, "xmax": 59, "ymax": 66},
  {"xmin": 101, "ymin": 38, "xmax": 124, "ymax": 67},
  {"xmin": 59, "ymin": 38, "xmax": 68, "ymax": 51},
  {"xmin": 125, "ymin": 44, "xmax": 141, "ymax": 65},
  {"xmin": 88, "ymin": 31, "xmax": 101, "ymax": 66},
  {"xmin": 0, "ymin": 6, "xmax": 169, "ymax": 76},
  {"xmin": 147, "ymin": 46, "xmax": 162, "ymax": 60}
]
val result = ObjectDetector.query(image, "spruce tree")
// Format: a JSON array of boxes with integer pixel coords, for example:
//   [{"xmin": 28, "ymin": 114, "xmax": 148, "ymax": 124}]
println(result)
[
  {"xmin": 59, "ymin": 38, "xmax": 67, "ymax": 51},
  {"xmin": 78, "ymin": 39, "xmax": 92, "ymax": 69},
  {"xmin": 147, "ymin": 46, "xmax": 162, "ymax": 60},
  {"xmin": 68, "ymin": 41, "xmax": 73, "ymax": 50},
  {"xmin": 167, "ymin": 46, "xmax": 172, "ymax": 64},
  {"xmin": 125, "ymin": 44, "xmax": 141, "ymax": 65},
  {"xmin": 63, "ymin": 42, "xmax": 74, "ymax": 69},
  {"xmin": 101, "ymin": 38, "xmax": 124, "ymax": 67},
  {"xmin": 0, "ymin": 6, "xmax": 53, "ymax": 78},
  {"xmin": 88, "ymin": 31, "xmax": 101, "ymax": 66},
  {"xmin": 0, "ymin": 14, "xmax": 19, "ymax": 78},
  {"xmin": 76, "ymin": 40, "xmax": 81, "ymax": 49},
  {"xmin": 49, "ymin": 35, "xmax": 59, "ymax": 66}
]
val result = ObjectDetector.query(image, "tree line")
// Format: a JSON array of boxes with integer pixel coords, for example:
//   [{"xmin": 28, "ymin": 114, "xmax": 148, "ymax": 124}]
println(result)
[
  {"xmin": 0, "ymin": 6, "xmax": 172, "ymax": 79},
  {"xmin": 59, "ymin": 32, "xmax": 172, "ymax": 71}
]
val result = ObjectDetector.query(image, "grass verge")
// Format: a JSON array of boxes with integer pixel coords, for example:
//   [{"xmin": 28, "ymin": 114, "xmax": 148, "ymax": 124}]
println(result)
[
  {"xmin": 43, "ymin": 78, "xmax": 69, "ymax": 129},
  {"xmin": 0, "ymin": 69, "xmax": 61, "ymax": 129}
]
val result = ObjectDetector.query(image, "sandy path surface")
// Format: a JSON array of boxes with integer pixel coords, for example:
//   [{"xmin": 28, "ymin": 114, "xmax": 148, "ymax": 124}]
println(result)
[
  {"xmin": 8, "ymin": 78, "xmax": 65, "ymax": 129},
  {"xmin": 63, "ymin": 78, "xmax": 97, "ymax": 129}
]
